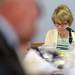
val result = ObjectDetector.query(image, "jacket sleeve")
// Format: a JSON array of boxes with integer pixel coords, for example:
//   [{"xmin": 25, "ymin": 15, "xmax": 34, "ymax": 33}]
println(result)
[{"xmin": 44, "ymin": 30, "xmax": 53, "ymax": 46}]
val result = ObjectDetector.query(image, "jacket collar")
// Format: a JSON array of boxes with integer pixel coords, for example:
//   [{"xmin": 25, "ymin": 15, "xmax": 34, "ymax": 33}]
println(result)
[{"xmin": 0, "ymin": 15, "xmax": 20, "ymax": 49}]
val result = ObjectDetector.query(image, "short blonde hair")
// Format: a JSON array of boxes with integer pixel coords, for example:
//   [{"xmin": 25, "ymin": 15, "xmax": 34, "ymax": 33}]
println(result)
[{"xmin": 52, "ymin": 4, "xmax": 73, "ymax": 26}]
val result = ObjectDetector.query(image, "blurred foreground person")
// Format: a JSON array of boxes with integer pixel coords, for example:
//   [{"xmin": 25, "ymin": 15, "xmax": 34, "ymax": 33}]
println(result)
[{"xmin": 0, "ymin": 0, "xmax": 39, "ymax": 75}]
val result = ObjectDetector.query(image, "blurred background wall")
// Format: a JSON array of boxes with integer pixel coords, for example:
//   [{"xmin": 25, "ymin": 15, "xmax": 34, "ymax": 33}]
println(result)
[{"xmin": 32, "ymin": 0, "xmax": 75, "ymax": 43}]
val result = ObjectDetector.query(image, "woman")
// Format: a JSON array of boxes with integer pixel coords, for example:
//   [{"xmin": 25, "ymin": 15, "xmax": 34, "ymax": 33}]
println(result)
[{"xmin": 45, "ymin": 4, "xmax": 75, "ymax": 50}]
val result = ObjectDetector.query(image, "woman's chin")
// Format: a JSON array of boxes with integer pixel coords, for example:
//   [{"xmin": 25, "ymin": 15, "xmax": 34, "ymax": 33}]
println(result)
[{"xmin": 58, "ymin": 29, "xmax": 64, "ymax": 31}]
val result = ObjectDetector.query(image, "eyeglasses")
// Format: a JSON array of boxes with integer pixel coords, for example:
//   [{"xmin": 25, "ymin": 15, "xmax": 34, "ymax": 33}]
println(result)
[{"xmin": 55, "ymin": 23, "xmax": 68, "ymax": 28}]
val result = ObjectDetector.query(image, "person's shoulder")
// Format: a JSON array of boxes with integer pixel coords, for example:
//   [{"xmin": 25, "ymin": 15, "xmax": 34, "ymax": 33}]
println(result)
[
  {"xmin": 72, "ymin": 31, "xmax": 75, "ymax": 35},
  {"xmin": 46, "ymin": 29, "xmax": 57, "ymax": 35},
  {"xmin": 71, "ymin": 31, "xmax": 75, "ymax": 43}
]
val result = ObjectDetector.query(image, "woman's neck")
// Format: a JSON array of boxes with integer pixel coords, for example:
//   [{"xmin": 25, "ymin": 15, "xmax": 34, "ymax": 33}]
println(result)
[{"xmin": 58, "ymin": 29, "xmax": 69, "ymax": 38}]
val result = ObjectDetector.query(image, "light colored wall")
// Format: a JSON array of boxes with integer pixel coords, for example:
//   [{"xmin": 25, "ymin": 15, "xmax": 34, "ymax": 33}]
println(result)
[{"xmin": 32, "ymin": 0, "xmax": 75, "ymax": 42}]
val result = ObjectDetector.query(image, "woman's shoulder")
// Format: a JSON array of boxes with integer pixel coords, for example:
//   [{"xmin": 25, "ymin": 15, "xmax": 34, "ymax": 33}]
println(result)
[
  {"xmin": 72, "ymin": 31, "xmax": 75, "ymax": 35},
  {"xmin": 46, "ymin": 29, "xmax": 57, "ymax": 35},
  {"xmin": 72, "ymin": 31, "xmax": 75, "ymax": 38},
  {"xmin": 71, "ymin": 31, "xmax": 75, "ymax": 43}
]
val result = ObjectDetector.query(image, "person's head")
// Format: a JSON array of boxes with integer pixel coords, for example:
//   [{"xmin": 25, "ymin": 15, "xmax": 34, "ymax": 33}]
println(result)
[
  {"xmin": 0, "ymin": 0, "xmax": 40, "ymax": 43},
  {"xmin": 52, "ymin": 4, "xmax": 73, "ymax": 31}
]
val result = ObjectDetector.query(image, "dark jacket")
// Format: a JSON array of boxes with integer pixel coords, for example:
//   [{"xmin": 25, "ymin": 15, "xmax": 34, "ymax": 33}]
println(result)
[{"xmin": 0, "ymin": 32, "xmax": 26, "ymax": 75}]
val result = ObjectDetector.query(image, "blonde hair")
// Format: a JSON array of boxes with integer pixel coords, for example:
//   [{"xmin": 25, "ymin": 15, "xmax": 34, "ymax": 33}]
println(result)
[{"xmin": 52, "ymin": 4, "xmax": 73, "ymax": 26}]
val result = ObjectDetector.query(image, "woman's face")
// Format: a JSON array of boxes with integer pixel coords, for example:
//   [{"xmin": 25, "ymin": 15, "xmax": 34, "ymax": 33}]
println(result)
[{"xmin": 55, "ymin": 20, "xmax": 68, "ymax": 31}]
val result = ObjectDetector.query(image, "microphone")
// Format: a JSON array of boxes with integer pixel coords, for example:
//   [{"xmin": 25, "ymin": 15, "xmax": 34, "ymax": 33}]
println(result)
[
  {"xmin": 66, "ymin": 27, "xmax": 75, "ymax": 32},
  {"xmin": 66, "ymin": 27, "xmax": 75, "ymax": 44}
]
